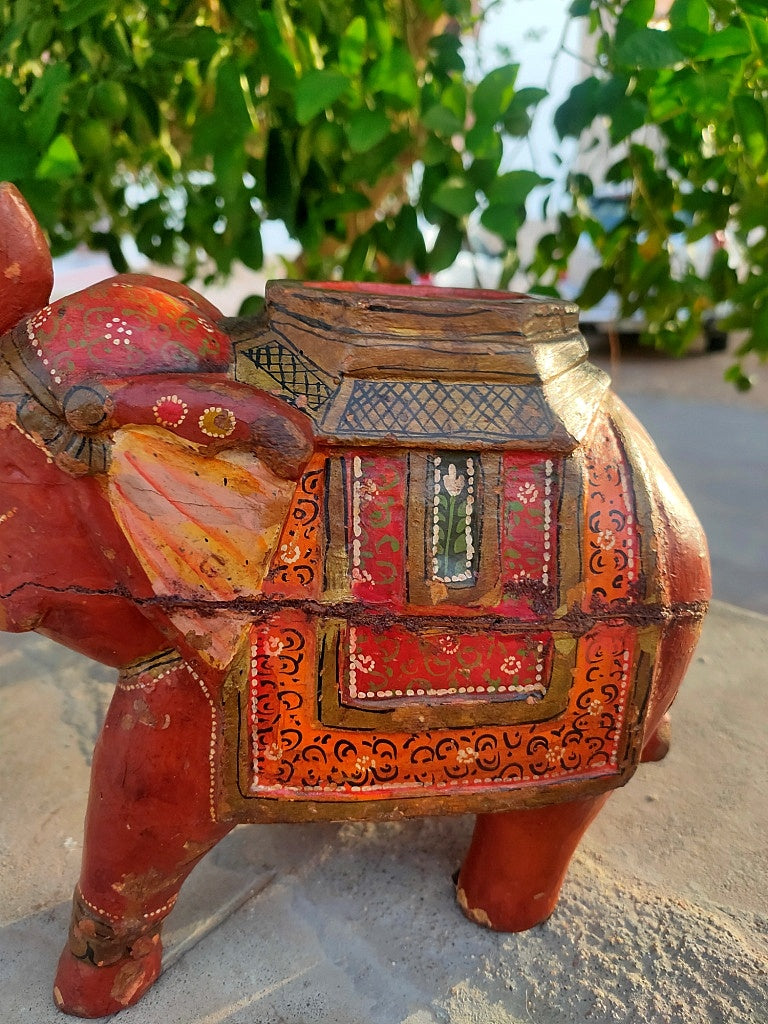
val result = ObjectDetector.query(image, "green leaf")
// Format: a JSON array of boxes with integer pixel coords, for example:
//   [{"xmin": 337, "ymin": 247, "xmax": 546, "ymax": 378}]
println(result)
[
  {"xmin": 430, "ymin": 178, "xmax": 477, "ymax": 217},
  {"xmin": 427, "ymin": 220, "xmax": 463, "ymax": 273},
  {"xmin": 618, "ymin": 0, "xmax": 655, "ymax": 26},
  {"xmin": 251, "ymin": 11, "xmax": 297, "ymax": 90},
  {"xmin": 295, "ymin": 69, "xmax": 350, "ymax": 125},
  {"xmin": 317, "ymin": 191, "xmax": 370, "ymax": 217},
  {"xmin": 608, "ymin": 95, "xmax": 647, "ymax": 143},
  {"xmin": 554, "ymin": 77, "xmax": 601, "ymax": 139},
  {"xmin": 486, "ymin": 170, "xmax": 547, "ymax": 208},
  {"xmin": 0, "ymin": 140, "xmax": 36, "ymax": 180},
  {"xmin": 124, "ymin": 83, "xmax": 160, "ymax": 136},
  {"xmin": 375, "ymin": 203, "xmax": 423, "ymax": 265},
  {"xmin": 699, "ymin": 27, "xmax": 751, "ymax": 59},
  {"xmin": 480, "ymin": 203, "xmax": 524, "ymax": 243},
  {"xmin": 422, "ymin": 103, "xmax": 464, "ymax": 136},
  {"xmin": 669, "ymin": 0, "xmax": 709, "ymax": 31},
  {"xmin": 733, "ymin": 95, "xmax": 767, "ymax": 168},
  {"xmin": 237, "ymin": 225, "xmax": 264, "ymax": 271},
  {"xmin": 60, "ymin": 0, "xmax": 110, "ymax": 30},
  {"xmin": 473, "ymin": 64, "xmax": 519, "ymax": 127},
  {"xmin": 239, "ymin": 294, "xmax": 266, "ymax": 317},
  {"xmin": 615, "ymin": 28, "xmax": 686, "ymax": 68},
  {"xmin": 345, "ymin": 232, "xmax": 373, "ymax": 278},
  {"xmin": 578, "ymin": 266, "xmax": 614, "ymax": 309},
  {"xmin": 339, "ymin": 16, "xmax": 367, "ymax": 74},
  {"xmin": 35, "ymin": 134, "xmax": 82, "ymax": 180},
  {"xmin": 91, "ymin": 231, "xmax": 129, "ymax": 273},
  {"xmin": 265, "ymin": 127, "xmax": 295, "ymax": 224},
  {"xmin": 429, "ymin": 33, "xmax": 465, "ymax": 75},
  {"xmin": 367, "ymin": 44, "xmax": 418, "ymax": 108},
  {"xmin": 514, "ymin": 86, "xmax": 549, "ymax": 109},
  {"xmin": 724, "ymin": 363, "xmax": 753, "ymax": 391},
  {"xmin": 153, "ymin": 26, "xmax": 220, "ymax": 62},
  {"xmin": 346, "ymin": 107, "xmax": 391, "ymax": 153},
  {"xmin": 27, "ymin": 63, "xmax": 69, "ymax": 149},
  {"xmin": 468, "ymin": 152, "xmax": 503, "ymax": 191}
]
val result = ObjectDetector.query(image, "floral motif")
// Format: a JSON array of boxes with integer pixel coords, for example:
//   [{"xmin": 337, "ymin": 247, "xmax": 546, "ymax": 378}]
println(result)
[
  {"xmin": 264, "ymin": 637, "xmax": 285, "ymax": 657},
  {"xmin": 546, "ymin": 744, "xmax": 564, "ymax": 766},
  {"xmin": 456, "ymin": 746, "xmax": 478, "ymax": 765},
  {"xmin": 438, "ymin": 636, "xmax": 460, "ymax": 655},
  {"xmin": 199, "ymin": 406, "xmax": 236, "ymax": 438},
  {"xmin": 500, "ymin": 656, "xmax": 523, "ymax": 676},
  {"xmin": 583, "ymin": 422, "xmax": 639, "ymax": 605},
  {"xmin": 352, "ymin": 653, "xmax": 375, "ymax": 674},
  {"xmin": 153, "ymin": 394, "xmax": 189, "ymax": 428},
  {"xmin": 431, "ymin": 453, "xmax": 477, "ymax": 585},
  {"xmin": 442, "ymin": 463, "xmax": 466, "ymax": 497},
  {"xmin": 596, "ymin": 529, "xmax": 616, "ymax": 550},
  {"xmin": 104, "ymin": 316, "xmax": 134, "ymax": 345},
  {"xmin": 357, "ymin": 479, "xmax": 379, "ymax": 503},
  {"xmin": 279, "ymin": 543, "xmax": 301, "ymax": 564},
  {"xmin": 263, "ymin": 742, "xmax": 283, "ymax": 761},
  {"xmin": 516, "ymin": 481, "xmax": 539, "ymax": 505}
]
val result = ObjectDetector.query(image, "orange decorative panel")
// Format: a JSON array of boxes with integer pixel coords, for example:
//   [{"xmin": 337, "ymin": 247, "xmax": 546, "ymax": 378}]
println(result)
[{"xmin": 242, "ymin": 609, "xmax": 641, "ymax": 803}]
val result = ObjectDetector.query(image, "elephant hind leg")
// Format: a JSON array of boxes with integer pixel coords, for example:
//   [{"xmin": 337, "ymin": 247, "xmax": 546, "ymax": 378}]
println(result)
[{"xmin": 456, "ymin": 793, "xmax": 610, "ymax": 932}]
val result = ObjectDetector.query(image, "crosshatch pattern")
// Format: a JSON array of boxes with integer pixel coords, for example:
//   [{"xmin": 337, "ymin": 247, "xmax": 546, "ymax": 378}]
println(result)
[{"xmin": 331, "ymin": 379, "xmax": 554, "ymax": 440}]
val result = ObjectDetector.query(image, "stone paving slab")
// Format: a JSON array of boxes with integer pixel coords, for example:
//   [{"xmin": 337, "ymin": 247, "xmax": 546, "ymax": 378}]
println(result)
[{"xmin": 1, "ymin": 601, "xmax": 765, "ymax": 1023}]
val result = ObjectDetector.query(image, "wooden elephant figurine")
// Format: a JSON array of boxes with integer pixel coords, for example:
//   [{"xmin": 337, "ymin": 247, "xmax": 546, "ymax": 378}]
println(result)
[{"xmin": 0, "ymin": 184, "xmax": 711, "ymax": 1017}]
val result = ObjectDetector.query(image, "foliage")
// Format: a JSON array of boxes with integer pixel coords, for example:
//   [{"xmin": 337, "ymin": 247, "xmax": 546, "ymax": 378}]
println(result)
[
  {"xmin": 534, "ymin": 0, "xmax": 768, "ymax": 387},
  {"xmin": 1, "ymin": 0, "xmax": 766, "ymax": 384},
  {"xmin": 0, "ymin": 0, "xmax": 547, "ymax": 291}
]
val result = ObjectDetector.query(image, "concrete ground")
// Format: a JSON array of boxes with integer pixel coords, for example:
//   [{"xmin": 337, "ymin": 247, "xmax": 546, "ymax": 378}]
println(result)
[{"xmin": 1, "ymin": 311, "xmax": 766, "ymax": 1022}]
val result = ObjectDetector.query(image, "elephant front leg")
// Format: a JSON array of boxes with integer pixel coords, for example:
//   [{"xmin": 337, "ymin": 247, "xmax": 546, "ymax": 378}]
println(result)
[
  {"xmin": 456, "ymin": 793, "xmax": 610, "ymax": 932},
  {"xmin": 53, "ymin": 656, "xmax": 232, "ymax": 1018}
]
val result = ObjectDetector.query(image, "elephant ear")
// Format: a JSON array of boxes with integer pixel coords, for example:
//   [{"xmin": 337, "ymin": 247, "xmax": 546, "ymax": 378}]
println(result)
[
  {"xmin": 105, "ymin": 380, "xmax": 314, "ymax": 670},
  {"xmin": 108, "ymin": 428, "xmax": 294, "ymax": 668},
  {"xmin": 0, "ymin": 183, "xmax": 53, "ymax": 335}
]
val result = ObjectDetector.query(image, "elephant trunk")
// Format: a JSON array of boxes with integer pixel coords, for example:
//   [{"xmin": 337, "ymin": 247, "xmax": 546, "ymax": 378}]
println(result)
[{"xmin": 0, "ymin": 183, "xmax": 53, "ymax": 335}]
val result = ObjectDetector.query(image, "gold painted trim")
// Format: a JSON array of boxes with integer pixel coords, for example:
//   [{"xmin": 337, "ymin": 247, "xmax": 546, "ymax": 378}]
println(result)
[
  {"xmin": 323, "ymin": 455, "xmax": 352, "ymax": 602},
  {"xmin": 555, "ymin": 446, "xmax": 585, "ymax": 617}
]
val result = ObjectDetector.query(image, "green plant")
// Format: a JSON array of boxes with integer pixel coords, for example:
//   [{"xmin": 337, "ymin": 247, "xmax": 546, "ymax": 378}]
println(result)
[
  {"xmin": 537, "ymin": 0, "xmax": 768, "ymax": 388},
  {"xmin": 0, "ymin": 0, "xmax": 547, "ymax": 290},
  {"xmin": 1, "ymin": 0, "xmax": 765, "ymax": 385}
]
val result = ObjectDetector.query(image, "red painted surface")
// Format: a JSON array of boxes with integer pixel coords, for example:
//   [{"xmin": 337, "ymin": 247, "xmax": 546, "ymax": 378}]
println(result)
[{"xmin": 0, "ymin": 183, "xmax": 53, "ymax": 334}]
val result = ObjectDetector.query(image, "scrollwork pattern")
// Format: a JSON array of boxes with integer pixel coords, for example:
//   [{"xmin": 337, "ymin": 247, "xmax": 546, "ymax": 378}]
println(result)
[
  {"xmin": 583, "ymin": 418, "xmax": 640, "ymax": 607},
  {"xmin": 263, "ymin": 458, "xmax": 324, "ymax": 598},
  {"xmin": 248, "ymin": 611, "xmax": 637, "ymax": 799}
]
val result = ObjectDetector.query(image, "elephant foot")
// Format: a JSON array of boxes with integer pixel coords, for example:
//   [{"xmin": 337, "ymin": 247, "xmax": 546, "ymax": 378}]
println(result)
[
  {"xmin": 53, "ymin": 942, "xmax": 162, "ymax": 1018},
  {"xmin": 640, "ymin": 712, "xmax": 671, "ymax": 762},
  {"xmin": 456, "ymin": 794, "xmax": 610, "ymax": 932},
  {"xmin": 52, "ymin": 889, "xmax": 163, "ymax": 1017}
]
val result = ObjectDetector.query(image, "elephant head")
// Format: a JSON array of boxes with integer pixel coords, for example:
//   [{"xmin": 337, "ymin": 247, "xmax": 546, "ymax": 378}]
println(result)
[{"xmin": 0, "ymin": 183, "xmax": 314, "ymax": 671}]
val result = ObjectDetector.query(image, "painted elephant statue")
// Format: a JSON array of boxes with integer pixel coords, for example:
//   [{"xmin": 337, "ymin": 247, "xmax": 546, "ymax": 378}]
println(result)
[{"xmin": 0, "ymin": 184, "xmax": 711, "ymax": 1017}]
